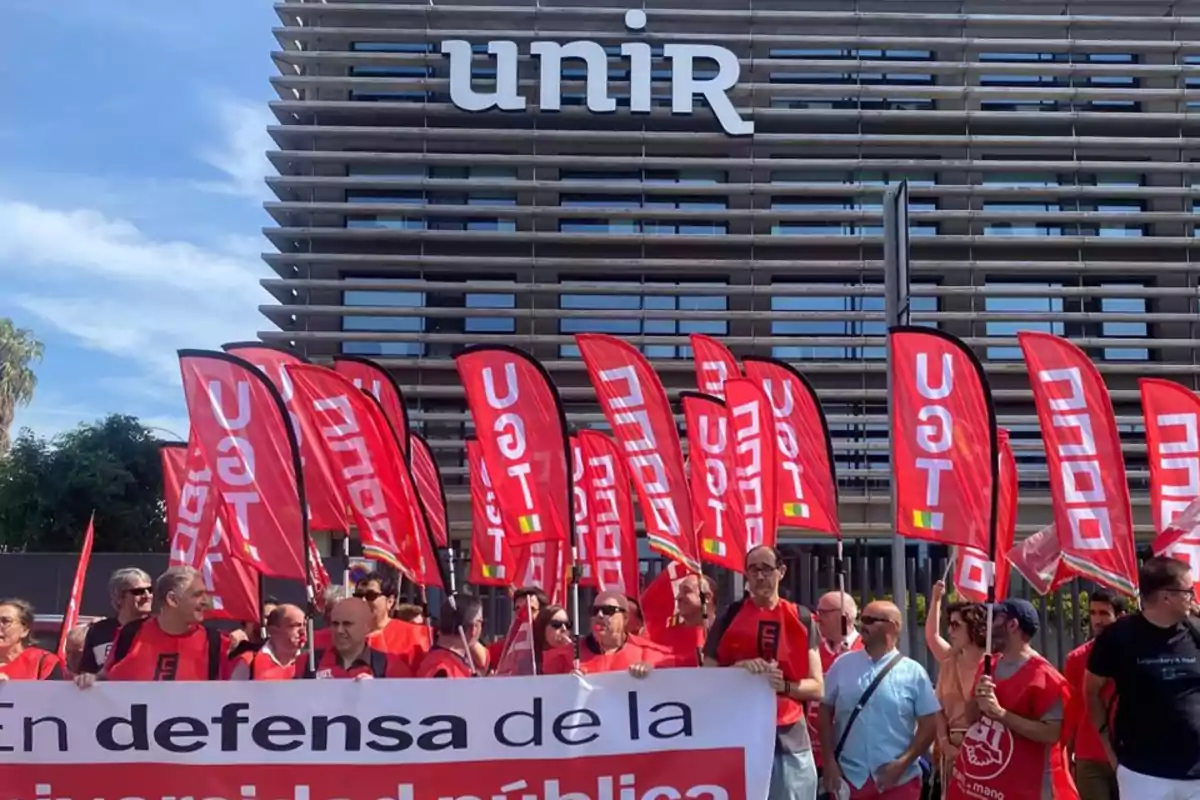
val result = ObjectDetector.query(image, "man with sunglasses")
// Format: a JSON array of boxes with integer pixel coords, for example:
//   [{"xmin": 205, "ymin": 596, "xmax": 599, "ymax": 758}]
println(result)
[
  {"xmin": 704, "ymin": 545, "xmax": 824, "ymax": 800},
  {"xmin": 354, "ymin": 571, "xmax": 431, "ymax": 671},
  {"xmin": 1086, "ymin": 556, "xmax": 1200, "ymax": 798},
  {"xmin": 77, "ymin": 567, "xmax": 153, "ymax": 675},
  {"xmin": 543, "ymin": 590, "xmax": 668, "ymax": 676},
  {"xmin": 819, "ymin": 601, "xmax": 938, "ymax": 800}
]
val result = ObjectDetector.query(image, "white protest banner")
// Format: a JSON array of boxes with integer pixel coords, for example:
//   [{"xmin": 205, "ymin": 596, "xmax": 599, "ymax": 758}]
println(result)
[{"xmin": 0, "ymin": 669, "xmax": 775, "ymax": 800}]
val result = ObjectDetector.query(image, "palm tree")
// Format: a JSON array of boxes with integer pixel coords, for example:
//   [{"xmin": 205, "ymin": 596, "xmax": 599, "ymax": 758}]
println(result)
[{"xmin": 0, "ymin": 319, "xmax": 43, "ymax": 454}]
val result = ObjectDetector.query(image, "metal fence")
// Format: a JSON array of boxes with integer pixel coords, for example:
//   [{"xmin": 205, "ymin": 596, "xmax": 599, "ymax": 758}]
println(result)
[{"xmin": 0, "ymin": 544, "xmax": 1100, "ymax": 671}]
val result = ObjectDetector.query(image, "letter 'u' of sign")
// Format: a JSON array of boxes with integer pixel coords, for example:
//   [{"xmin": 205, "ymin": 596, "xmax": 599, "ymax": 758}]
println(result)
[
  {"xmin": 0, "ymin": 671, "xmax": 775, "ymax": 800},
  {"xmin": 888, "ymin": 328, "xmax": 997, "ymax": 554},
  {"xmin": 440, "ymin": 10, "xmax": 754, "ymax": 137}
]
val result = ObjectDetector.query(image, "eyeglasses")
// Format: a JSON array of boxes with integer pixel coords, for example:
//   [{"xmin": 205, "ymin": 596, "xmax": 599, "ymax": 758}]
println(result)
[
  {"xmin": 354, "ymin": 590, "xmax": 384, "ymax": 603},
  {"xmin": 746, "ymin": 564, "xmax": 779, "ymax": 577},
  {"xmin": 591, "ymin": 605, "xmax": 625, "ymax": 617},
  {"xmin": 125, "ymin": 587, "xmax": 152, "ymax": 597},
  {"xmin": 548, "ymin": 619, "xmax": 570, "ymax": 630},
  {"xmin": 0, "ymin": 617, "xmax": 19, "ymax": 629}
]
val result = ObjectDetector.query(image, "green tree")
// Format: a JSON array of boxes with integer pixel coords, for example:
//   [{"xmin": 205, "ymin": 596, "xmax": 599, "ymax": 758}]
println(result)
[
  {"xmin": 0, "ymin": 414, "xmax": 167, "ymax": 552},
  {"xmin": 0, "ymin": 319, "xmax": 44, "ymax": 454}
]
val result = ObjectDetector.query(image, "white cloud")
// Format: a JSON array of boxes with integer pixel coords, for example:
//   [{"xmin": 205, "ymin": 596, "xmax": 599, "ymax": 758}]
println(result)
[
  {"xmin": 0, "ymin": 200, "xmax": 271, "ymax": 386},
  {"xmin": 196, "ymin": 97, "xmax": 276, "ymax": 202}
]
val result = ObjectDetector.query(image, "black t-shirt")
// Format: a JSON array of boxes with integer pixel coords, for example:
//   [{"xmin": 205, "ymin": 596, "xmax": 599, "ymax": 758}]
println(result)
[
  {"xmin": 1088, "ymin": 613, "xmax": 1200, "ymax": 780},
  {"xmin": 78, "ymin": 617, "xmax": 121, "ymax": 675}
]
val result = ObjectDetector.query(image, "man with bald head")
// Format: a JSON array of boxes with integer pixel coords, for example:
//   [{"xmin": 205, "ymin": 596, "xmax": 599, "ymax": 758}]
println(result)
[
  {"xmin": 819, "ymin": 601, "xmax": 939, "ymax": 800},
  {"xmin": 543, "ymin": 590, "xmax": 669, "ymax": 677},
  {"xmin": 229, "ymin": 604, "xmax": 306, "ymax": 681},
  {"xmin": 300, "ymin": 597, "xmax": 412, "ymax": 680},
  {"xmin": 649, "ymin": 573, "xmax": 716, "ymax": 667}
]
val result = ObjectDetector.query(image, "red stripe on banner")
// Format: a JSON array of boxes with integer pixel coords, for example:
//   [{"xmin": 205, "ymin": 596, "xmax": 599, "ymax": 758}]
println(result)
[
  {"xmin": 689, "ymin": 333, "xmax": 740, "ymax": 400},
  {"xmin": 179, "ymin": 350, "xmax": 307, "ymax": 581},
  {"xmin": 222, "ymin": 344, "xmax": 348, "ymax": 533},
  {"xmin": 0, "ymin": 751, "xmax": 746, "ymax": 800},
  {"xmin": 889, "ymin": 328, "xmax": 997, "ymax": 552},
  {"xmin": 724, "ymin": 379, "xmax": 779, "ymax": 551},
  {"xmin": 576, "ymin": 334, "xmax": 699, "ymax": 570},
  {"xmin": 286, "ymin": 364, "xmax": 441, "ymax": 589},
  {"xmin": 333, "ymin": 355, "xmax": 411, "ymax": 461},
  {"xmin": 1019, "ymin": 331, "xmax": 1139, "ymax": 597},
  {"xmin": 455, "ymin": 346, "xmax": 571, "ymax": 550},
  {"xmin": 161, "ymin": 442, "xmax": 260, "ymax": 623},
  {"xmin": 682, "ymin": 392, "xmax": 745, "ymax": 573},
  {"xmin": 467, "ymin": 438, "xmax": 517, "ymax": 588},
  {"xmin": 578, "ymin": 430, "xmax": 640, "ymax": 596},
  {"xmin": 742, "ymin": 358, "xmax": 841, "ymax": 537}
]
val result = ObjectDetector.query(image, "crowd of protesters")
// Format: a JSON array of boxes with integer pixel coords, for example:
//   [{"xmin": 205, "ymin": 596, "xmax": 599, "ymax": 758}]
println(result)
[{"xmin": 1, "ymin": 547, "xmax": 1198, "ymax": 800}]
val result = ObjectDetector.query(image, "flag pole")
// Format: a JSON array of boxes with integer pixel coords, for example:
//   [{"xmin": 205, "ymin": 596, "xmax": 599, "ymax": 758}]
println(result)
[{"xmin": 884, "ymin": 180, "xmax": 912, "ymax": 649}]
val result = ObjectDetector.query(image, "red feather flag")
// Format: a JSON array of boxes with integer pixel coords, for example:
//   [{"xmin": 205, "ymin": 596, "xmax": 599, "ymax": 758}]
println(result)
[
  {"xmin": 161, "ymin": 442, "xmax": 259, "ymax": 622},
  {"xmin": 889, "ymin": 328, "xmax": 997, "ymax": 553},
  {"xmin": 455, "ymin": 346, "xmax": 571, "ymax": 549},
  {"xmin": 57, "ymin": 513, "xmax": 95, "ymax": 662},
  {"xmin": 724, "ymin": 378, "xmax": 779, "ymax": 551},
  {"xmin": 682, "ymin": 392, "xmax": 746, "ymax": 572},
  {"xmin": 570, "ymin": 435, "xmax": 599, "ymax": 588},
  {"xmin": 285, "ymin": 363, "xmax": 441, "ymax": 588},
  {"xmin": 689, "ymin": 333, "xmax": 740, "ymax": 400},
  {"xmin": 1141, "ymin": 378, "xmax": 1200, "ymax": 538},
  {"xmin": 955, "ymin": 429, "xmax": 1018, "ymax": 603},
  {"xmin": 743, "ymin": 358, "xmax": 841, "ymax": 536},
  {"xmin": 178, "ymin": 350, "xmax": 307, "ymax": 581},
  {"xmin": 1020, "ymin": 332, "xmax": 1138, "ymax": 596},
  {"xmin": 467, "ymin": 438, "xmax": 517, "ymax": 587},
  {"xmin": 221, "ymin": 344, "xmax": 347, "ymax": 533},
  {"xmin": 576, "ymin": 333, "xmax": 700, "ymax": 570},
  {"xmin": 578, "ymin": 430, "xmax": 640, "ymax": 595},
  {"xmin": 410, "ymin": 433, "xmax": 450, "ymax": 549},
  {"xmin": 333, "ymin": 355, "xmax": 411, "ymax": 461}
]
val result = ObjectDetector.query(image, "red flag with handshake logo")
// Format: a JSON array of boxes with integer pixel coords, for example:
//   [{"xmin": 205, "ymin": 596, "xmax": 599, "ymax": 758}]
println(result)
[
  {"xmin": 889, "ymin": 327, "xmax": 997, "ymax": 553},
  {"xmin": 178, "ymin": 350, "xmax": 307, "ymax": 581},
  {"xmin": 455, "ymin": 345, "xmax": 571, "ymax": 549},
  {"xmin": 286, "ymin": 364, "xmax": 441, "ymax": 588},
  {"xmin": 1019, "ymin": 331, "xmax": 1138, "ymax": 596},
  {"xmin": 577, "ymin": 333, "xmax": 700, "ymax": 571}
]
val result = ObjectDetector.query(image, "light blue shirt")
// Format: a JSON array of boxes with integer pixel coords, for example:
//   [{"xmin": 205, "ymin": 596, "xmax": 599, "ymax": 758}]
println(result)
[{"xmin": 822, "ymin": 648, "xmax": 941, "ymax": 790}]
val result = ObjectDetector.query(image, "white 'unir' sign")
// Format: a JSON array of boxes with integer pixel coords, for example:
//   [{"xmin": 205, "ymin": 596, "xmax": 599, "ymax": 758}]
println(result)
[{"xmin": 440, "ymin": 9, "xmax": 754, "ymax": 136}]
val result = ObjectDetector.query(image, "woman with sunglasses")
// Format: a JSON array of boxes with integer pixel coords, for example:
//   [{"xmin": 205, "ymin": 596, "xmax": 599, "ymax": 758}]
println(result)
[
  {"xmin": 543, "ymin": 591, "xmax": 668, "ymax": 677},
  {"xmin": 0, "ymin": 598, "xmax": 65, "ymax": 680},
  {"xmin": 532, "ymin": 605, "xmax": 572, "ymax": 672}
]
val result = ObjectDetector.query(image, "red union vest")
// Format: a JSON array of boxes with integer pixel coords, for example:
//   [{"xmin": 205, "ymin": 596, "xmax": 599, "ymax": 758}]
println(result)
[{"xmin": 947, "ymin": 654, "xmax": 1073, "ymax": 800}]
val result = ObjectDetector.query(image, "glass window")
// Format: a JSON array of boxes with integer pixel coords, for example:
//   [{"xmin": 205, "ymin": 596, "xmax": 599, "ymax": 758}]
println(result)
[
  {"xmin": 558, "ymin": 280, "xmax": 728, "ymax": 358},
  {"xmin": 342, "ymin": 287, "xmax": 425, "ymax": 356},
  {"xmin": 983, "ymin": 285, "xmax": 1064, "ymax": 360},
  {"xmin": 770, "ymin": 283, "xmax": 938, "ymax": 360}
]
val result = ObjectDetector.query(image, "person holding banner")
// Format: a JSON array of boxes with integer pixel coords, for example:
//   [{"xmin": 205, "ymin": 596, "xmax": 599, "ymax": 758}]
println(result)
[
  {"xmin": 704, "ymin": 546, "xmax": 824, "ymax": 800},
  {"xmin": 948, "ymin": 599, "xmax": 1072, "ymax": 800},
  {"xmin": 228, "ymin": 604, "xmax": 306, "ymax": 681},
  {"xmin": 0, "ymin": 599, "xmax": 65, "ymax": 680},
  {"xmin": 74, "ymin": 566, "xmax": 227, "ymax": 685},
  {"xmin": 417, "ymin": 595, "xmax": 485, "ymax": 679},
  {"xmin": 543, "ymin": 591, "xmax": 666, "ymax": 677},
  {"xmin": 1086, "ymin": 557, "xmax": 1200, "ymax": 799},
  {"xmin": 301, "ymin": 597, "xmax": 412, "ymax": 680},
  {"xmin": 77, "ymin": 567, "xmax": 152, "ymax": 675},
  {"xmin": 810, "ymin": 591, "xmax": 863, "ymax": 777},
  {"xmin": 819, "ymin": 601, "xmax": 939, "ymax": 800},
  {"xmin": 533, "ymin": 605, "xmax": 572, "ymax": 672},
  {"xmin": 1063, "ymin": 589, "xmax": 1127, "ymax": 800},
  {"xmin": 650, "ymin": 574, "xmax": 715, "ymax": 668},
  {"xmin": 354, "ymin": 571, "xmax": 431, "ymax": 670}
]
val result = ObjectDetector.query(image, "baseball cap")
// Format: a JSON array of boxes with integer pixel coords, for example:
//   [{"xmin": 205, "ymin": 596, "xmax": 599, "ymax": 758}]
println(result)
[{"xmin": 991, "ymin": 598, "xmax": 1039, "ymax": 636}]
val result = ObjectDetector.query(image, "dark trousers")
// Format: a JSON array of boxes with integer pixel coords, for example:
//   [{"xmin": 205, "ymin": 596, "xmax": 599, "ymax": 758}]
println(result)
[{"xmin": 1076, "ymin": 759, "xmax": 1119, "ymax": 800}]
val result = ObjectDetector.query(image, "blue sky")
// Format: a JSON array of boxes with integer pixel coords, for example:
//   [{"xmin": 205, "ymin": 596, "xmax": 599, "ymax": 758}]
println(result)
[{"xmin": 3, "ymin": 0, "xmax": 280, "ymax": 442}]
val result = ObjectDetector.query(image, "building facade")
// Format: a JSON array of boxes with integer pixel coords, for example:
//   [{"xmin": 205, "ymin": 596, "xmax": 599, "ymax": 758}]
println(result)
[{"xmin": 262, "ymin": 0, "xmax": 1200, "ymax": 546}]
